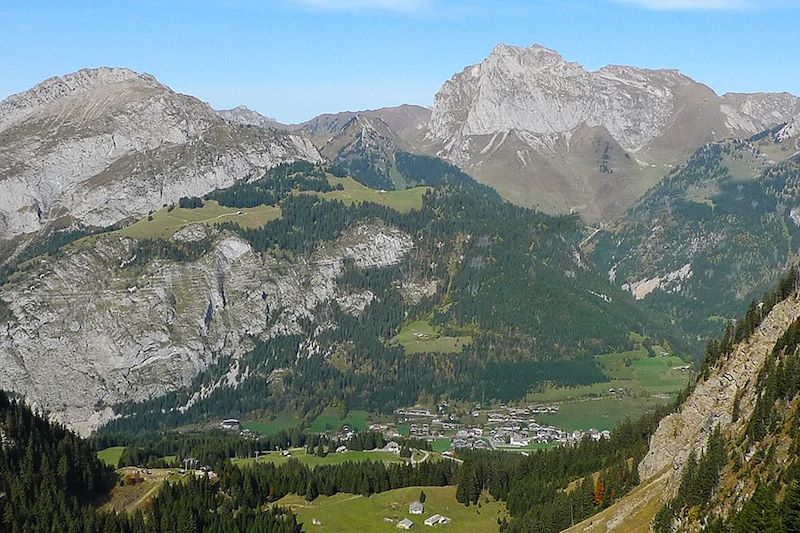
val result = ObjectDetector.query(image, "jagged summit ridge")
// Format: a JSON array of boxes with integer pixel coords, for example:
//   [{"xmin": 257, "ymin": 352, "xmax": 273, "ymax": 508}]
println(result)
[
  {"xmin": 428, "ymin": 43, "xmax": 694, "ymax": 153},
  {"xmin": 216, "ymin": 105, "xmax": 282, "ymax": 129},
  {"xmin": 424, "ymin": 43, "xmax": 799, "ymax": 221}
]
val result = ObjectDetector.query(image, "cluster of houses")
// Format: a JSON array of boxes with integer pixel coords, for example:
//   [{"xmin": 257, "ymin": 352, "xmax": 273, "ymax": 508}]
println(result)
[
  {"xmin": 395, "ymin": 501, "xmax": 451, "ymax": 529},
  {"xmin": 390, "ymin": 403, "xmax": 613, "ymax": 452}
]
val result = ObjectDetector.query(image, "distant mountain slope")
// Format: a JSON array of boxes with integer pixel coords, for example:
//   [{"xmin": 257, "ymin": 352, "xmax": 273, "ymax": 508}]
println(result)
[
  {"xmin": 592, "ymin": 127, "xmax": 800, "ymax": 339},
  {"xmin": 0, "ymin": 67, "xmax": 320, "ymax": 247},
  {"xmin": 0, "ymin": 162, "xmax": 676, "ymax": 435},
  {"xmin": 424, "ymin": 44, "xmax": 799, "ymax": 221},
  {"xmin": 297, "ymin": 104, "xmax": 430, "ymax": 147}
]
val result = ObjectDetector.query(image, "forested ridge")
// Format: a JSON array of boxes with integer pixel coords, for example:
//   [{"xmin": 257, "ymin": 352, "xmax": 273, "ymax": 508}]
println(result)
[
  {"xmin": 453, "ymin": 407, "xmax": 671, "ymax": 532},
  {"xmin": 101, "ymin": 158, "xmax": 681, "ymax": 435},
  {"xmin": 0, "ymin": 389, "xmax": 302, "ymax": 532},
  {"xmin": 594, "ymin": 138, "xmax": 800, "ymax": 339}
]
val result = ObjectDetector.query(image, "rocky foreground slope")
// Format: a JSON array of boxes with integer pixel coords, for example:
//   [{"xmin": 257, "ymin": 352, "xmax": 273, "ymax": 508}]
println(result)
[
  {"xmin": 0, "ymin": 68, "xmax": 320, "ymax": 243},
  {"xmin": 424, "ymin": 44, "xmax": 799, "ymax": 221},
  {"xmin": 567, "ymin": 274, "xmax": 800, "ymax": 531}
]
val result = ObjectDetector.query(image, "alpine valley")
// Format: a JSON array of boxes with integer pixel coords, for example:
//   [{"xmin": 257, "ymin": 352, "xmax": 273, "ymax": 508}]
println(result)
[{"xmin": 3, "ymin": 41, "xmax": 800, "ymax": 533}]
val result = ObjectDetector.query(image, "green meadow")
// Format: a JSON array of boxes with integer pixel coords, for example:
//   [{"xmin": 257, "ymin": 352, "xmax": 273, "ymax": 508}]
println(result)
[
  {"xmin": 311, "ymin": 177, "xmax": 429, "ymax": 213},
  {"xmin": 276, "ymin": 485, "xmax": 506, "ymax": 532},
  {"xmin": 232, "ymin": 448, "xmax": 403, "ymax": 469},
  {"xmin": 390, "ymin": 319, "xmax": 472, "ymax": 355},
  {"xmin": 119, "ymin": 200, "xmax": 281, "ymax": 239}
]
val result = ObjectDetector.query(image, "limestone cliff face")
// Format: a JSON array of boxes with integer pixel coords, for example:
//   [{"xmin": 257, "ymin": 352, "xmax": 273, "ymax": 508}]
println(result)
[
  {"xmin": 638, "ymin": 294, "xmax": 800, "ymax": 490},
  {"xmin": 425, "ymin": 44, "xmax": 798, "ymax": 220},
  {"xmin": 0, "ymin": 222, "xmax": 412, "ymax": 435},
  {"xmin": 0, "ymin": 68, "xmax": 321, "ymax": 240},
  {"xmin": 775, "ymin": 113, "xmax": 800, "ymax": 149}
]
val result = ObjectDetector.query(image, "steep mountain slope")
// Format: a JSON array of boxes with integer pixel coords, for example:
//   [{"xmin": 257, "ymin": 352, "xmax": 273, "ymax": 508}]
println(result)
[
  {"xmin": 297, "ymin": 104, "xmax": 430, "ymax": 147},
  {"xmin": 593, "ymin": 127, "xmax": 800, "ymax": 339},
  {"xmin": 0, "ymin": 67, "xmax": 320, "ymax": 248},
  {"xmin": 565, "ymin": 270, "xmax": 800, "ymax": 532},
  {"xmin": 425, "ymin": 44, "xmax": 799, "ymax": 221},
  {"xmin": 315, "ymin": 114, "xmax": 407, "ymax": 190},
  {"xmin": 0, "ymin": 161, "xmax": 676, "ymax": 435}
]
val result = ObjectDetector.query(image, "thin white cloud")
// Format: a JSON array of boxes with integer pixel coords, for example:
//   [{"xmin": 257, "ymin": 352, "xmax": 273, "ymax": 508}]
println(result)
[
  {"xmin": 616, "ymin": 0, "xmax": 755, "ymax": 10},
  {"xmin": 289, "ymin": 0, "xmax": 430, "ymax": 13}
]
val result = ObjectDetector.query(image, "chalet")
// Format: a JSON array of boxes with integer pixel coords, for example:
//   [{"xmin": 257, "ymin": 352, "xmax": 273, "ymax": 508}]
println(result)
[
  {"xmin": 220, "ymin": 418, "xmax": 240, "ymax": 430},
  {"xmin": 424, "ymin": 514, "xmax": 451, "ymax": 526},
  {"xmin": 397, "ymin": 518, "xmax": 414, "ymax": 529},
  {"xmin": 409, "ymin": 500, "xmax": 424, "ymax": 514},
  {"xmin": 383, "ymin": 441, "xmax": 401, "ymax": 454}
]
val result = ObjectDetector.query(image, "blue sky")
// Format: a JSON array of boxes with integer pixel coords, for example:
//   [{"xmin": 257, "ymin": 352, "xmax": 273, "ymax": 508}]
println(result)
[{"xmin": 1, "ymin": 0, "xmax": 798, "ymax": 123}]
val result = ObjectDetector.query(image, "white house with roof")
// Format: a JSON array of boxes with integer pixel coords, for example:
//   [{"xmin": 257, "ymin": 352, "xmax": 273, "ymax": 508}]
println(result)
[
  {"xmin": 383, "ymin": 441, "xmax": 401, "ymax": 454},
  {"xmin": 409, "ymin": 501, "xmax": 424, "ymax": 514},
  {"xmin": 397, "ymin": 518, "xmax": 414, "ymax": 529},
  {"xmin": 424, "ymin": 514, "xmax": 451, "ymax": 526}
]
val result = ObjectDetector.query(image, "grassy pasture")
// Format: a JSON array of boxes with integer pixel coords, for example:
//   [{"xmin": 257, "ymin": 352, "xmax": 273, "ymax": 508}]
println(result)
[
  {"xmin": 276, "ymin": 485, "xmax": 506, "ymax": 532},
  {"xmin": 534, "ymin": 396, "xmax": 673, "ymax": 432},
  {"xmin": 311, "ymin": 177, "xmax": 429, "ymax": 213},
  {"xmin": 309, "ymin": 408, "xmax": 370, "ymax": 434},
  {"xmin": 390, "ymin": 320, "xmax": 472, "ymax": 355},
  {"xmin": 119, "ymin": 200, "xmax": 281, "ymax": 239},
  {"xmin": 232, "ymin": 448, "xmax": 403, "ymax": 469},
  {"xmin": 97, "ymin": 446, "xmax": 126, "ymax": 468},
  {"xmin": 242, "ymin": 413, "xmax": 304, "ymax": 436}
]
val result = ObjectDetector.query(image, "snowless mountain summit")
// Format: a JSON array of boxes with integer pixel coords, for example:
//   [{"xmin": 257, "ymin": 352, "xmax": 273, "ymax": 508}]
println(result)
[
  {"xmin": 425, "ymin": 44, "xmax": 800, "ymax": 221},
  {"xmin": 0, "ymin": 67, "xmax": 321, "ymax": 241}
]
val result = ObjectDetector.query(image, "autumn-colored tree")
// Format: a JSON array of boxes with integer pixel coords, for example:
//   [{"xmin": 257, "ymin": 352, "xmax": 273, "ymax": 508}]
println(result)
[{"xmin": 593, "ymin": 478, "xmax": 605, "ymax": 506}]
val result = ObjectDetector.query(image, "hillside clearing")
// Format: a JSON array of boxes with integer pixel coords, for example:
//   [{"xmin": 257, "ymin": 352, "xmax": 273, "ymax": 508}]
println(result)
[
  {"xmin": 232, "ymin": 448, "xmax": 404, "ymax": 469},
  {"xmin": 390, "ymin": 319, "xmax": 472, "ymax": 354},
  {"xmin": 276, "ymin": 485, "xmax": 506, "ymax": 532},
  {"xmin": 311, "ymin": 177, "xmax": 429, "ymax": 213},
  {"xmin": 97, "ymin": 446, "xmax": 125, "ymax": 468},
  {"xmin": 119, "ymin": 200, "xmax": 281, "ymax": 239}
]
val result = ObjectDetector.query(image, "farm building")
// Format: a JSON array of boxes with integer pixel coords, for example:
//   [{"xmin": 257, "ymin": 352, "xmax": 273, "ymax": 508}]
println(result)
[{"xmin": 424, "ymin": 514, "xmax": 451, "ymax": 526}]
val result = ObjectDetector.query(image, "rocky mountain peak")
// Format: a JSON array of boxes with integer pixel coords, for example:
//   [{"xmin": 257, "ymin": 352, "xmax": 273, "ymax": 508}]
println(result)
[
  {"xmin": 0, "ymin": 67, "xmax": 161, "ymax": 131},
  {"xmin": 216, "ymin": 105, "xmax": 282, "ymax": 129},
  {"xmin": 425, "ymin": 43, "xmax": 799, "ymax": 222},
  {"xmin": 0, "ymin": 67, "xmax": 320, "ymax": 242},
  {"xmin": 428, "ymin": 43, "xmax": 699, "ymax": 151}
]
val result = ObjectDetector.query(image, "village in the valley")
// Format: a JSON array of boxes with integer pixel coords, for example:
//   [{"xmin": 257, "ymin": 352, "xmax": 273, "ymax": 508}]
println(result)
[{"xmin": 378, "ymin": 402, "xmax": 611, "ymax": 453}]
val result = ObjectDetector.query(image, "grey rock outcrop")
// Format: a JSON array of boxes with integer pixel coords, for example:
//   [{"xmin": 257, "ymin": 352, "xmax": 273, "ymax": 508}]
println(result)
[
  {"xmin": 0, "ymin": 222, "xmax": 412, "ymax": 435},
  {"xmin": 0, "ymin": 67, "xmax": 321, "ymax": 240},
  {"xmin": 639, "ymin": 293, "xmax": 800, "ymax": 493},
  {"xmin": 217, "ymin": 105, "xmax": 284, "ymax": 129}
]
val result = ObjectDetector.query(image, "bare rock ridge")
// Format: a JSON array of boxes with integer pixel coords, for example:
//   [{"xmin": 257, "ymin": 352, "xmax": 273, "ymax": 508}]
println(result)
[
  {"xmin": 216, "ymin": 105, "xmax": 284, "ymax": 129},
  {"xmin": 424, "ymin": 44, "xmax": 799, "ymax": 221},
  {"xmin": 0, "ymin": 67, "xmax": 321, "ymax": 241},
  {"xmin": 639, "ymin": 294, "xmax": 800, "ymax": 487},
  {"xmin": 296, "ymin": 104, "xmax": 431, "ymax": 148}
]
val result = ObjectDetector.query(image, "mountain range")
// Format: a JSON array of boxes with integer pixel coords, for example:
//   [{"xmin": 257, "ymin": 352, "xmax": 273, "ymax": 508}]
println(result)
[{"xmin": 1, "ymin": 45, "xmax": 799, "ymax": 440}]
